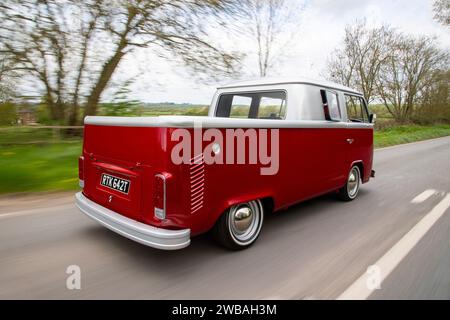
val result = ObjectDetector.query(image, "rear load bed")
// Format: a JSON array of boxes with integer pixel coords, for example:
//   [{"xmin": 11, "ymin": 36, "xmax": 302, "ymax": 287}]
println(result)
[{"xmin": 81, "ymin": 124, "xmax": 165, "ymax": 224}]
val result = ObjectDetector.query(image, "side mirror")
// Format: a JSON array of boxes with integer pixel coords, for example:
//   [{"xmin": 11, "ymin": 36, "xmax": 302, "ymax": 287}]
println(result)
[{"xmin": 369, "ymin": 113, "xmax": 376, "ymax": 124}]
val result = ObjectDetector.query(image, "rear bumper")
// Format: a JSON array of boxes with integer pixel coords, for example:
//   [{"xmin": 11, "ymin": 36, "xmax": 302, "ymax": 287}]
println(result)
[{"xmin": 75, "ymin": 192, "xmax": 190, "ymax": 250}]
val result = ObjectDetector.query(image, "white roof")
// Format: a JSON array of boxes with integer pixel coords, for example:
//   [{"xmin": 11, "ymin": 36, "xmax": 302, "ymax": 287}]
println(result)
[{"xmin": 218, "ymin": 77, "xmax": 361, "ymax": 95}]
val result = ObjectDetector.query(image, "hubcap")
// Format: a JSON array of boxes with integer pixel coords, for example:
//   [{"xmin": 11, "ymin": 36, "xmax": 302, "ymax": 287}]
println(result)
[
  {"xmin": 233, "ymin": 206, "xmax": 253, "ymax": 232},
  {"xmin": 347, "ymin": 167, "xmax": 360, "ymax": 198},
  {"xmin": 228, "ymin": 201, "xmax": 263, "ymax": 244}
]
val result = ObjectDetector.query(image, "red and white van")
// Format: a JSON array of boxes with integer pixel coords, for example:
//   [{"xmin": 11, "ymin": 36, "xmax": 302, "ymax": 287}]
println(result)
[{"xmin": 76, "ymin": 78, "xmax": 375, "ymax": 250}]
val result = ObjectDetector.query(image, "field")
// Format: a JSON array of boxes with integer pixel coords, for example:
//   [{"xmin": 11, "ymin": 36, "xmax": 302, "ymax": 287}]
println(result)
[{"xmin": 1, "ymin": 123, "xmax": 450, "ymax": 194}]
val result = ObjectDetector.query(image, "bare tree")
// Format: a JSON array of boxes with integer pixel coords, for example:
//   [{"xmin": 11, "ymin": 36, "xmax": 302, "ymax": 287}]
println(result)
[
  {"xmin": 433, "ymin": 0, "xmax": 450, "ymax": 26},
  {"xmin": 0, "ymin": 1, "xmax": 72, "ymax": 121},
  {"xmin": 0, "ymin": 52, "xmax": 18, "ymax": 102},
  {"xmin": 415, "ymin": 69, "xmax": 450, "ymax": 123},
  {"xmin": 242, "ymin": 0, "xmax": 304, "ymax": 77},
  {"xmin": 376, "ymin": 36, "xmax": 448, "ymax": 122},
  {"xmin": 0, "ymin": 0, "xmax": 243, "ymax": 124},
  {"xmin": 326, "ymin": 21, "xmax": 395, "ymax": 103}
]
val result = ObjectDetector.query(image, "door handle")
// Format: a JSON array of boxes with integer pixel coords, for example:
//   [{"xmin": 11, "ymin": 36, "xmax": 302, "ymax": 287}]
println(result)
[{"xmin": 346, "ymin": 138, "xmax": 354, "ymax": 144}]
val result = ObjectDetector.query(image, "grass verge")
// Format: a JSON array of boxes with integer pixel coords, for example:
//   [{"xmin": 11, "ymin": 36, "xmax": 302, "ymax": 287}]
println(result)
[
  {"xmin": 374, "ymin": 124, "xmax": 450, "ymax": 148},
  {"xmin": 0, "ymin": 143, "xmax": 81, "ymax": 194}
]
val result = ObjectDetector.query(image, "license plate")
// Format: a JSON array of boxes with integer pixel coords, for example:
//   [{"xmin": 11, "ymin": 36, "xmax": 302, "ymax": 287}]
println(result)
[{"xmin": 100, "ymin": 173, "xmax": 130, "ymax": 194}]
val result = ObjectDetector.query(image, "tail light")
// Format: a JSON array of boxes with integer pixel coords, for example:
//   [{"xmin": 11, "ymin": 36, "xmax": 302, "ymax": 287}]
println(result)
[
  {"xmin": 78, "ymin": 155, "xmax": 84, "ymax": 188},
  {"xmin": 154, "ymin": 173, "xmax": 167, "ymax": 220}
]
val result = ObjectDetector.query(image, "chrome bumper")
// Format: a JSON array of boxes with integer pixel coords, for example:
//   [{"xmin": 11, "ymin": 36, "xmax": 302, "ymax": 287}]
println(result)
[{"xmin": 75, "ymin": 192, "xmax": 190, "ymax": 250}]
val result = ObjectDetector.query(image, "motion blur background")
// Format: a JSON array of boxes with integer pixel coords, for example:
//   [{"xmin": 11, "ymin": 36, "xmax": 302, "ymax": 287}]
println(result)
[{"xmin": 0, "ymin": 0, "xmax": 449, "ymax": 194}]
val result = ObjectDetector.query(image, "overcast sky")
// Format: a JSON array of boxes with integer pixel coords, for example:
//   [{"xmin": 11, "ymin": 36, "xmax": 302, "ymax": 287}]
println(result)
[{"xmin": 114, "ymin": 0, "xmax": 449, "ymax": 105}]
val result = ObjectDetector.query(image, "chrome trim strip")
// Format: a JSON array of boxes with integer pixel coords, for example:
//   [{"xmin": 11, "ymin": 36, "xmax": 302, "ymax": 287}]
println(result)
[
  {"xmin": 84, "ymin": 116, "xmax": 373, "ymax": 129},
  {"xmin": 75, "ymin": 192, "xmax": 190, "ymax": 250}
]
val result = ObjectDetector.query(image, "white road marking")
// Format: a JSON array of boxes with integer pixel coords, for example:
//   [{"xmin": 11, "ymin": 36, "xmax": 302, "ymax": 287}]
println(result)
[
  {"xmin": 411, "ymin": 189, "xmax": 437, "ymax": 204},
  {"xmin": 337, "ymin": 193, "xmax": 450, "ymax": 300},
  {"xmin": 0, "ymin": 203, "xmax": 73, "ymax": 219}
]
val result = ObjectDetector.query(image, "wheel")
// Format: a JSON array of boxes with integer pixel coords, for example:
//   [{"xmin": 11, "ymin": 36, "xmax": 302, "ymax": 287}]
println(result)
[
  {"xmin": 213, "ymin": 200, "xmax": 264, "ymax": 250},
  {"xmin": 338, "ymin": 165, "xmax": 361, "ymax": 201}
]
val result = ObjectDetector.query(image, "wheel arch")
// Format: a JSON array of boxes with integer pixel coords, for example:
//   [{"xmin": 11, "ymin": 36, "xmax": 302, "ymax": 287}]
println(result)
[
  {"xmin": 350, "ymin": 160, "xmax": 364, "ymax": 182},
  {"xmin": 209, "ymin": 192, "xmax": 274, "ymax": 230}
]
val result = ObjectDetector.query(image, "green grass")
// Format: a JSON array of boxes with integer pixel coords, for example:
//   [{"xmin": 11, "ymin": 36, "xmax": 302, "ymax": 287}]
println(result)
[
  {"xmin": 0, "ymin": 127, "xmax": 83, "ymax": 145},
  {"xmin": 1, "ymin": 124, "xmax": 450, "ymax": 194},
  {"xmin": 374, "ymin": 124, "xmax": 450, "ymax": 148},
  {"xmin": 0, "ymin": 143, "xmax": 81, "ymax": 193}
]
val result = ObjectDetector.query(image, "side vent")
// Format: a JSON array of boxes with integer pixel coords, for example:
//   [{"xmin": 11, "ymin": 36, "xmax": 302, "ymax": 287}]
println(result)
[{"xmin": 190, "ymin": 154, "xmax": 205, "ymax": 214}]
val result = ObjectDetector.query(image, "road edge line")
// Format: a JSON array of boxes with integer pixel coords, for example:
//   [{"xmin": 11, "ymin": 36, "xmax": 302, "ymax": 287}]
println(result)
[{"xmin": 337, "ymin": 193, "xmax": 450, "ymax": 300}]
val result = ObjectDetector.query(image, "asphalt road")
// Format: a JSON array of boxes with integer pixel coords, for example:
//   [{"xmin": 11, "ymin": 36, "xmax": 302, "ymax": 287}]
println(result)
[{"xmin": 1, "ymin": 137, "xmax": 450, "ymax": 299}]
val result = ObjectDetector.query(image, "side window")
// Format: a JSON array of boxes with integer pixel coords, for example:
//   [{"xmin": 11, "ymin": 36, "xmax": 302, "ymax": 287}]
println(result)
[
  {"xmin": 320, "ymin": 89, "xmax": 341, "ymax": 121},
  {"xmin": 257, "ymin": 95, "xmax": 285, "ymax": 119},
  {"xmin": 327, "ymin": 91, "xmax": 341, "ymax": 120},
  {"xmin": 216, "ymin": 91, "xmax": 286, "ymax": 119},
  {"xmin": 345, "ymin": 95, "xmax": 369, "ymax": 123},
  {"xmin": 229, "ymin": 96, "xmax": 251, "ymax": 118}
]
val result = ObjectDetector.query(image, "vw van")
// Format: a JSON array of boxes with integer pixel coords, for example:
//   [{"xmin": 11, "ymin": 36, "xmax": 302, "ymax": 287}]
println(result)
[{"xmin": 75, "ymin": 78, "xmax": 375, "ymax": 250}]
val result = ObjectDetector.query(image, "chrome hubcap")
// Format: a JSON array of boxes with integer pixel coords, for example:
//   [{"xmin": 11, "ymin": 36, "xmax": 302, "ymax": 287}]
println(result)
[
  {"xmin": 228, "ymin": 201, "xmax": 263, "ymax": 244},
  {"xmin": 233, "ymin": 206, "xmax": 253, "ymax": 232},
  {"xmin": 347, "ymin": 167, "xmax": 360, "ymax": 198}
]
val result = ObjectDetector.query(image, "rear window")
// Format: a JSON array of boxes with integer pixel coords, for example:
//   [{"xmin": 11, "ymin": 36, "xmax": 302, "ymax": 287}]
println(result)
[{"xmin": 215, "ymin": 91, "xmax": 286, "ymax": 119}]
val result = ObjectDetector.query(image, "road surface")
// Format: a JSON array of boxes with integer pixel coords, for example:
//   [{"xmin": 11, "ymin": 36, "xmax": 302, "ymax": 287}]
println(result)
[{"xmin": 1, "ymin": 137, "xmax": 450, "ymax": 299}]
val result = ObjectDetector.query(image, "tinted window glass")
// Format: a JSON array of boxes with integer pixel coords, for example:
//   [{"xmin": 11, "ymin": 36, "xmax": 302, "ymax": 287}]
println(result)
[{"xmin": 216, "ymin": 91, "xmax": 286, "ymax": 119}]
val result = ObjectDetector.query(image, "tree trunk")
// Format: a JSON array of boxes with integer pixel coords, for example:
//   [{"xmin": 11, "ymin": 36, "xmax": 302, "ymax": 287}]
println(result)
[
  {"xmin": 68, "ymin": 102, "xmax": 79, "ymax": 126},
  {"xmin": 45, "ymin": 90, "xmax": 59, "ymax": 122},
  {"xmin": 84, "ymin": 40, "xmax": 127, "ymax": 117}
]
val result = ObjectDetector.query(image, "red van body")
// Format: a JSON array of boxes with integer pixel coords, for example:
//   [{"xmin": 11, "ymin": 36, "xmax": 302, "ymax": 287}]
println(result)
[{"xmin": 76, "ymin": 78, "xmax": 374, "ymax": 250}]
